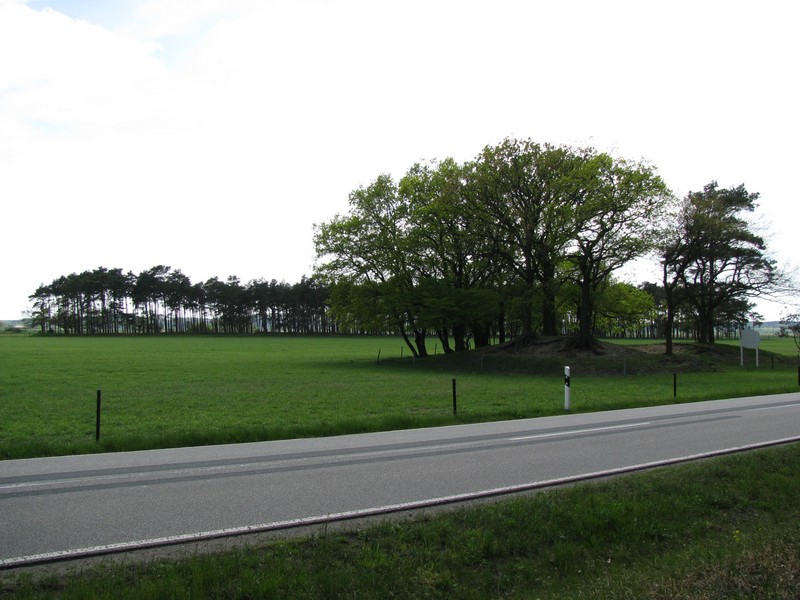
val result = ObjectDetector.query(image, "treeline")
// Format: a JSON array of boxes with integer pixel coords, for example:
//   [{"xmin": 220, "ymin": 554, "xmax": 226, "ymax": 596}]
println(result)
[
  {"xmin": 29, "ymin": 267, "xmax": 333, "ymax": 335},
  {"xmin": 27, "ymin": 265, "xmax": 752, "ymax": 342},
  {"xmin": 314, "ymin": 138, "xmax": 784, "ymax": 356},
  {"xmin": 26, "ymin": 267, "xmax": 762, "ymax": 343},
  {"xmin": 29, "ymin": 138, "xmax": 788, "ymax": 348}
]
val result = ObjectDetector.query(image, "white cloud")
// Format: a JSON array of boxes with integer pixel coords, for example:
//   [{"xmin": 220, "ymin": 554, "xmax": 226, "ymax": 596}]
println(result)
[{"xmin": 1, "ymin": 4, "xmax": 168, "ymax": 127}]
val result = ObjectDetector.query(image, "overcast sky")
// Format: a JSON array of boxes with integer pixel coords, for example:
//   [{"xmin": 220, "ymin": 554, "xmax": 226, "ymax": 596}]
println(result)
[{"xmin": 1, "ymin": 0, "xmax": 797, "ymax": 321}]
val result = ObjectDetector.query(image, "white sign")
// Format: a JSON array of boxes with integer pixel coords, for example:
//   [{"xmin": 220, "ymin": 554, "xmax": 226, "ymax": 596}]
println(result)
[
  {"xmin": 740, "ymin": 328, "xmax": 761, "ymax": 367},
  {"xmin": 740, "ymin": 328, "xmax": 761, "ymax": 349}
]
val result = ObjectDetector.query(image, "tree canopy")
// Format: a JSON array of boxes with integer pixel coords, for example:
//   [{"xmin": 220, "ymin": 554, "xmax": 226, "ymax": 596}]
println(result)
[
  {"xmin": 658, "ymin": 182, "xmax": 781, "ymax": 352},
  {"xmin": 315, "ymin": 138, "xmax": 671, "ymax": 354}
]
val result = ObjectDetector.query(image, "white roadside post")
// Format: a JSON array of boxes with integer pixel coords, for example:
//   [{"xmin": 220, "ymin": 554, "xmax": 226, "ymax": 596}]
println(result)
[{"xmin": 564, "ymin": 366, "xmax": 571, "ymax": 411}]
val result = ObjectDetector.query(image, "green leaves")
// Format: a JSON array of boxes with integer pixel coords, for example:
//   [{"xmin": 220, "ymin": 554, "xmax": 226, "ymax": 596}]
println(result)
[
  {"xmin": 660, "ymin": 181, "xmax": 779, "ymax": 344},
  {"xmin": 317, "ymin": 138, "xmax": 771, "ymax": 351},
  {"xmin": 315, "ymin": 157, "xmax": 503, "ymax": 353}
]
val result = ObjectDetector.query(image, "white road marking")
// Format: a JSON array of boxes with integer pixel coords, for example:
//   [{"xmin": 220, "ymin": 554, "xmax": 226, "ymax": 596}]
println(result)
[
  {"xmin": 746, "ymin": 403, "xmax": 800, "ymax": 412},
  {"xmin": 507, "ymin": 422, "xmax": 650, "ymax": 441}
]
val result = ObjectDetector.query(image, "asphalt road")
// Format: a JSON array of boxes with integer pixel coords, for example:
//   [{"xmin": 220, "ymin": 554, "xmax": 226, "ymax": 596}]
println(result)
[{"xmin": 2, "ymin": 392, "xmax": 799, "ymax": 568}]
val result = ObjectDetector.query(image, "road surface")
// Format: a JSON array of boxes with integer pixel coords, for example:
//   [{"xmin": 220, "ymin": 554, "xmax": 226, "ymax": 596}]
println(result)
[{"xmin": 1, "ymin": 392, "xmax": 799, "ymax": 568}]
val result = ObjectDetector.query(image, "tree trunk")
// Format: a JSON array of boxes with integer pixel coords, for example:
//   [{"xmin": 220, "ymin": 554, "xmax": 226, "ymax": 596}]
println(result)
[
  {"xmin": 664, "ymin": 309, "xmax": 675, "ymax": 355},
  {"xmin": 437, "ymin": 328, "xmax": 453, "ymax": 353},
  {"xmin": 541, "ymin": 263, "xmax": 558, "ymax": 336},
  {"xmin": 696, "ymin": 305, "xmax": 714, "ymax": 344},
  {"xmin": 413, "ymin": 329, "xmax": 428, "ymax": 357},
  {"xmin": 452, "ymin": 323, "xmax": 467, "ymax": 352},
  {"xmin": 663, "ymin": 282, "xmax": 675, "ymax": 355},
  {"xmin": 498, "ymin": 303, "xmax": 506, "ymax": 344},
  {"xmin": 472, "ymin": 321, "xmax": 490, "ymax": 348},
  {"xmin": 521, "ymin": 298, "xmax": 534, "ymax": 338},
  {"xmin": 572, "ymin": 280, "xmax": 595, "ymax": 349},
  {"xmin": 399, "ymin": 327, "xmax": 418, "ymax": 358}
]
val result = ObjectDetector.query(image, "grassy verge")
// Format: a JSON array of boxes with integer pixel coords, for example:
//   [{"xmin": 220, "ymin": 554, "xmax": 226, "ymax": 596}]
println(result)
[
  {"xmin": 3, "ymin": 441, "xmax": 799, "ymax": 599},
  {"xmin": 1, "ymin": 335, "xmax": 799, "ymax": 460}
]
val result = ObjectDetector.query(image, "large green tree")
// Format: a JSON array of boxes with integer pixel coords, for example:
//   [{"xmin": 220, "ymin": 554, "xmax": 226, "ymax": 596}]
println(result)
[
  {"xmin": 314, "ymin": 174, "xmax": 431, "ymax": 356},
  {"xmin": 399, "ymin": 159, "xmax": 500, "ymax": 351},
  {"xmin": 660, "ymin": 182, "xmax": 779, "ymax": 347},
  {"xmin": 466, "ymin": 138, "xmax": 592, "ymax": 338},
  {"xmin": 566, "ymin": 154, "xmax": 668, "ymax": 348}
]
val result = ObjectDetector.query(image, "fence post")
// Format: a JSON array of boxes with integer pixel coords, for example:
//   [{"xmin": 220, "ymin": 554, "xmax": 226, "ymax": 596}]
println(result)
[{"xmin": 95, "ymin": 389, "xmax": 102, "ymax": 442}]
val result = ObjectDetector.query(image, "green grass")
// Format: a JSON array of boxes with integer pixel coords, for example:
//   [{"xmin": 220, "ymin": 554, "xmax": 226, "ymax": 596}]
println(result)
[
  {"xmin": 1, "ymin": 335, "xmax": 798, "ymax": 460},
  {"xmin": 3, "ymin": 440, "xmax": 799, "ymax": 599},
  {"xmin": 604, "ymin": 335, "xmax": 800, "ymax": 355},
  {"xmin": 717, "ymin": 335, "xmax": 800, "ymax": 359}
]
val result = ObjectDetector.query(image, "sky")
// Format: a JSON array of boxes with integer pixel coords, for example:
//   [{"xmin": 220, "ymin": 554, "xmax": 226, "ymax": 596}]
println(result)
[{"xmin": 1, "ymin": 0, "xmax": 798, "ymax": 322}]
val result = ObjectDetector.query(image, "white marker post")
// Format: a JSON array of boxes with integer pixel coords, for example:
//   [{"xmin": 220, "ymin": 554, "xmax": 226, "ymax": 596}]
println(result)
[
  {"xmin": 740, "ymin": 328, "xmax": 761, "ymax": 368},
  {"xmin": 564, "ymin": 366, "xmax": 571, "ymax": 411}
]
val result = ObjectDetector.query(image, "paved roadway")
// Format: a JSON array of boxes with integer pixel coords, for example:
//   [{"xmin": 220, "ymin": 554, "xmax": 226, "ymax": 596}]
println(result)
[{"xmin": 2, "ymin": 393, "xmax": 799, "ymax": 568}]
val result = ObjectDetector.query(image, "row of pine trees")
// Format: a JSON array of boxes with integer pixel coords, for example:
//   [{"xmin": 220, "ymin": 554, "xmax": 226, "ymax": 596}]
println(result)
[{"xmin": 29, "ymin": 266, "xmax": 333, "ymax": 335}]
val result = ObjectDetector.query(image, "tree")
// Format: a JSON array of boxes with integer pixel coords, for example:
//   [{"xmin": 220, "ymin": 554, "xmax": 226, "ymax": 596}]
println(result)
[
  {"xmin": 133, "ymin": 265, "xmax": 172, "ymax": 333},
  {"xmin": 29, "ymin": 283, "xmax": 54, "ymax": 333},
  {"xmin": 566, "ymin": 154, "xmax": 668, "ymax": 348},
  {"xmin": 658, "ymin": 203, "xmax": 694, "ymax": 355},
  {"xmin": 466, "ymin": 138, "xmax": 591, "ymax": 338},
  {"xmin": 660, "ymin": 182, "xmax": 779, "ymax": 347},
  {"xmin": 165, "ymin": 269, "xmax": 192, "ymax": 332},
  {"xmin": 314, "ymin": 174, "xmax": 431, "ymax": 356},
  {"xmin": 779, "ymin": 311, "xmax": 800, "ymax": 352},
  {"xmin": 400, "ymin": 159, "xmax": 499, "ymax": 350}
]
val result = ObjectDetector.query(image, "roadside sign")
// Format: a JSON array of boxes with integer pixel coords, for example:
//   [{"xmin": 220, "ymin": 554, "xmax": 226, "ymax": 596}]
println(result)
[{"xmin": 740, "ymin": 328, "xmax": 761, "ymax": 367}]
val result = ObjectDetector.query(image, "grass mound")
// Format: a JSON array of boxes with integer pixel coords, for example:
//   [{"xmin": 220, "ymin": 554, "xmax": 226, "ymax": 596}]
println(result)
[{"xmin": 471, "ymin": 335, "xmax": 785, "ymax": 376}]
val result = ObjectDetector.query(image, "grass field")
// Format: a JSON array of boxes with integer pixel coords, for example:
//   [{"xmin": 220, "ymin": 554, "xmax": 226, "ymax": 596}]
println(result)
[{"xmin": 1, "ymin": 334, "xmax": 798, "ymax": 460}]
